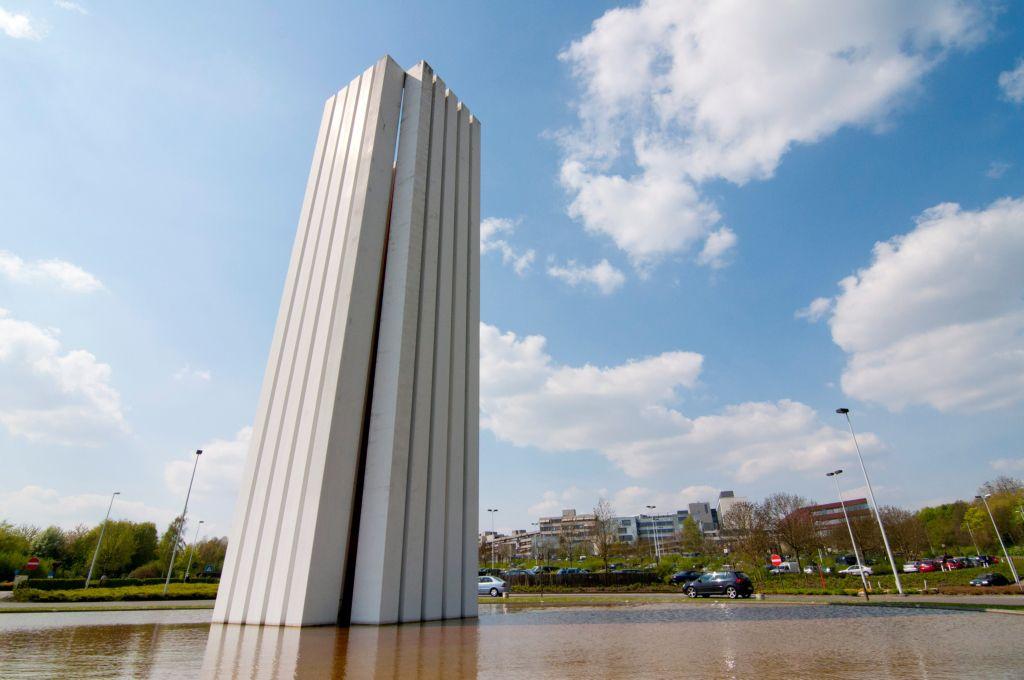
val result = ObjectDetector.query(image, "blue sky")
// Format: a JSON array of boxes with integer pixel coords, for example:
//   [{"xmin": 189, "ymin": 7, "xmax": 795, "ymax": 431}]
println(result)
[{"xmin": 1, "ymin": 1, "xmax": 1022, "ymax": 538}]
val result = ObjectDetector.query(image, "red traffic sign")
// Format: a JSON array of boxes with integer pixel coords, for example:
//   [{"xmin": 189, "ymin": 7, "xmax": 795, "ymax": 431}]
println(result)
[
  {"xmin": 26, "ymin": 557, "xmax": 40, "ymax": 571},
  {"xmin": 770, "ymin": 554, "xmax": 782, "ymax": 567}
]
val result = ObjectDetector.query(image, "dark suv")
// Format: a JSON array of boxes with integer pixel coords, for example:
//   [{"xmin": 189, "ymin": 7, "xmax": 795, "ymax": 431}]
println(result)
[{"xmin": 683, "ymin": 571, "xmax": 754, "ymax": 599}]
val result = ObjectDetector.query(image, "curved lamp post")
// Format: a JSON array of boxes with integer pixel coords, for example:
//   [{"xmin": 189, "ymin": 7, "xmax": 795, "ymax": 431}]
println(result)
[
  {"xmin": 85, "ymin": 491, "xmax": 120, "ymax": 588},
  {"xmin": 836, "ymin": 408, "xmax": 903, "ymax": 595}
]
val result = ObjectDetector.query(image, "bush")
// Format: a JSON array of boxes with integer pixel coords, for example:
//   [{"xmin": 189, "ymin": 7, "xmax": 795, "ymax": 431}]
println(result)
[
  {"xmin": 13, "ymin": 576, "xmax": 219, "ymax": 591},
  {"xmin": 128, "ymin": 561, "xmax": 163, "ymax": 579},
  {"xmin": 11, "ymin": 583, "xmax": 218, "ymax": 602}
]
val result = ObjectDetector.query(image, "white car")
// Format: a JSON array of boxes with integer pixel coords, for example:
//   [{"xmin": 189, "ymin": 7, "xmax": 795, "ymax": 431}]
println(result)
[
  {"xmin": 839, "ymin": 565, "xmax": 873, "ymax": 576},
  {"xmin": 477, "ymin": 576, "xmax": 508, "ymax": 597},
  {"xmin": 902, "ymin": 561, "xmax": 920, "ymax": 573}
]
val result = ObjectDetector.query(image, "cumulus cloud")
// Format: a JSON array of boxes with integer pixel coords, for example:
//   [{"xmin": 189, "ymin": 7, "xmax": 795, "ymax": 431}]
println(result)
[
  {"xmin": 481, "ymin": 323, "xmax": 876, "ymax": 481},
  {"xmin": 546, "ymin": 258, "xmax": 626, "ymax": 294},
  {"xmin": 0, "ymin": 6, "xmax": 42, "ymax": 39},
  {"xmin": 0, "ymin": 485, "xmax": 173, "ymax": 528},
  {"xmin": 0, "ymin": 250, "xmax": 104, "ymax": 293},
  {"xmin": 998, "ymin": 58, "xmax": 1024, "ymax": 104},
  {"xmin": 0, "ymin": 309, "xmax": 126, "ymax": 445},
  {"xmin": 164, "ymin": 426, "xmax": 251, "ymax": 499},
  {"xmin": 824, "ymin": 197, "xmax": 1024, "ymax": 412},
  {"xmin": 796, "ymin": 297, "xmax": 834, "ymax": 323},
  {"xmin": 986, "ymin": 161, "xmax": 1011, "ymax": 179},
  {"xmin": 558, "ymin": 0, "xmax": 989, "ymax": 267},
  {"xmin": 54, "ymin": 1, "xmax": 88, "ymax": 14},
  {"xmin": 173, "ymin": 365, "xmax": 212, "ymax": 383},
  {"xmin": 529, "ymin": 484, "xmax": 718, "ymax": 518},
  {"xmin": 696, "ymin": 227, "xmax": 738, "ymax": 270},
  {"xmin": 480, "ymin": 217, "xmax": 535, "ymax": 275}
]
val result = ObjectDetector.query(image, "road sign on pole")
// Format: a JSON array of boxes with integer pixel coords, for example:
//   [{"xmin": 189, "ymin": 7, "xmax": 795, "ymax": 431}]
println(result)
[
  {"xmin": 770, "ymin": 554, "xmax": 782, "ymax": 567},
  {"xmin": 26, "ymin": 557, "xmax": 40, "ymax": 571}
]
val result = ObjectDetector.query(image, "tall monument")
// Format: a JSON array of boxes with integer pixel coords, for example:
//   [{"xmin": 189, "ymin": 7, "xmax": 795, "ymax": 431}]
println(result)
[{"xmin": 212, "ymin": 56, "xmax": 480, "ymax": 626}]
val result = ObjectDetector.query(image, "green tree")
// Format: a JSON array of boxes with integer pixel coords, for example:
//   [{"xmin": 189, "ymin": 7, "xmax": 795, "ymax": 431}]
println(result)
[
  {"xmin": 87, "ymin": 521, "xmax": 138, "ymax": 577},
  {"xmin": 31, "ymin": 526, "xmax": 67, "ymax": 561},
  {"xmin": 157, "ymin": 515, "xmax": 187, "ymax": 575},
  {"xmin": 130, "ymin": 522, "xmax": 158, "ymax": 570},
  {"xmin": 680, "ymin": 516, "xmax": 704, "ymax": 554}
]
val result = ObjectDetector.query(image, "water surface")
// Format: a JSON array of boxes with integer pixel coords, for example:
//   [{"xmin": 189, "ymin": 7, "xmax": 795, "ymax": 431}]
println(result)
[{"xmin": 1, "ymin": 602, "xmax": 1020, "ymax": 678}]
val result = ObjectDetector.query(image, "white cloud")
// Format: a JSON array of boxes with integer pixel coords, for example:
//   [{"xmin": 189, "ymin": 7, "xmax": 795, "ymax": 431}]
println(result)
[
  {"xmin": 0, "ymin": 250, "xmax": 104, "ymax": 293},
  {"xmin": 480, "ymin": 217, "xmax": 536, "ymax": 275},
  {"xmin": 558, "ymin": 0, "xmax": 989, "ymax": 267},
  {"xmin": 173, "ymin": 365, "xmax": 212, "ymax": 382},
  {"xmin": 696, "ymin": 226, "xmax": 737, "ymax": 269},
  {"xmin": 54, "ymin": 0, "xmax": 88, "ymax": 14},
  {"xmin": 998, "ymin": 58, "xmax": 1024, "ymax": 104},
  {"xmin": 481, "ymin": 323, "xmax": 877, "ymax": 481},
  {"xmin": 547, "ymin": 258, "xmax": 626, "ymax": 294},
  {"xmin": 826, "ymin": 197, "xmax": 1024, "ymax": 412},
  {"xmin": 796, "ymin": 297, "xmax": 834, "ymax": 323},
  {"xmin": 0, "ymin": 309, "xmax": 126, "ymax": 445},
  {"xmin": 0, "ymin": 485, "xmax": 173, "ymax": 528},
  {"xmin": 990, "ymin": 458, "xmax": 1024, "ymax": 473},
  {"xmin": 528, "ymin": 484, "xmax": 718, "ymax": 519},
  {"xmin": 165, "ymin": 426, "xmax": 251, "ymax": 500},
  {"xmin": 0, "ymin": 6, "xmax": 42, "ymax": 39},
  {"xmin": 986, "ymin": 161, "xmax": 1011, "ymax": 179}
]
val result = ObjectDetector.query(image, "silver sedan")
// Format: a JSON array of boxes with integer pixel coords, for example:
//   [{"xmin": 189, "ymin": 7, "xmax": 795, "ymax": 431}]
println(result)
[{"xmin": 477, "ymin": 576, "xmax": 508, "ymax": 597}]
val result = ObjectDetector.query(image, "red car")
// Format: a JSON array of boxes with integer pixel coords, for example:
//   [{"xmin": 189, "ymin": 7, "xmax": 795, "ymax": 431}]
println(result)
[
  {"xmin": 944, "ymin": 558, "xmax": 968, "ymax": 570},
  {"xmin": 917, "ymin": 561, "xmax": 939, "ymax": 573}
]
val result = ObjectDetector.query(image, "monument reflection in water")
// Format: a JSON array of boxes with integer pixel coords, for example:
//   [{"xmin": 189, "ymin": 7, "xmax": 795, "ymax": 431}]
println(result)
[{"xmin": 201, "ymin": 620, "xmax": 479, "ymax": 678}]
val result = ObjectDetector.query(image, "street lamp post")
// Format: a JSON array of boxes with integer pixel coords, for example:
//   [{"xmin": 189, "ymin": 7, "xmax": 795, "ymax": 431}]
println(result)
[
  {"xmin": 827, "ymin": 470, "xmax": 870, "ymax": 601},
  {"xmin": 646, "ymin": 505, "xmax": 660, "ymax": 563},
  {"xmin": 964, "ymin": 521, "xmax": 981, "ymax": 557},
  {"xmin": 976, "ymin": 494, "xmax": 1022, "ymax": 592},
  {"xmin": 184, "ymin": 520, "xmax": 205, "ymax": 581},
  {"xmin": 164, "ymin": 449, "xmax": 202, "ymax": 595},
  {"xmin": 85, "ymin": 491, "xmax": 120, "ymax": 589},
  {"xmin": 836, "ymin": 408, "xmax": 904, "ymax": 595},
  {"xmin": 487, "ymin": 508, "xmax": 498, "ymax": 571}
]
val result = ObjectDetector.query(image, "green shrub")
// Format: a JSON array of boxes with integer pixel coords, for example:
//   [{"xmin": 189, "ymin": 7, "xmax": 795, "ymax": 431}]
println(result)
[
  {"xmin": 11, "ymin": 583, "xmax": 218, "ymax": 602},
  {"xmin": 128, "ymin": 561, "xmax": 163, "ymax": 579}
]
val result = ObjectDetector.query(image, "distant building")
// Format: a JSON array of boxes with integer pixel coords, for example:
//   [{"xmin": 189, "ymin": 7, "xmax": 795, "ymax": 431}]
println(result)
[
  {"xmin": 537, "ymin": 509, "xmax": 599, "ymax": 556},
  {"xmin": 615, "ymin": 511, "xmax": 687, "ymax": 544},
  {"xmin": 795, "ymin": 498, "xmax": 871, "ymax": 533},
  {"xmin": 688, "ymin": 502, "xmax": 718, "ymax": 534},
  {"xmin": 715, "ymin": 490, "xmax": 746, "ymax": 524}
]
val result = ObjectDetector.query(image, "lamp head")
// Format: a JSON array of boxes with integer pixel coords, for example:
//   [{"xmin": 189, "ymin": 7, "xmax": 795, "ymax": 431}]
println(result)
[
  {"xmin": 195, "ymin": 449, "xmax": 203, "ymax": 455},
  {"xmin": 113, "ymin": 491, "xmax": 121, "ymax": 495},
  {"xmin": 835, "ymin": 408, "xmax": 850, "ymax": 415}
]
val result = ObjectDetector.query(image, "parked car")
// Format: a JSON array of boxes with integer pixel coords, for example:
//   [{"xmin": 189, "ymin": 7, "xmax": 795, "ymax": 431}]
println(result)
[
  {"xmin": 670, "ymin": 570, "xmax": 702, "ymax": 584},
  {"xmin": 556, "ymin": 567, "xmax": 589, "ymax": 575},
  {"xmin": 477, "ymin": 576, "xmax": 508, "ymax": 597},
  {"xmin": 683, "ymin": 571, "xmax": 754, "ymax": 599},
  {"xmin": 528, "ymin": 565, "xmax": 559, "ymax": 575},
  {"xmin": 944, "ymin": 557, "xmax": 969, "ymax": 570},
  {"xmin": 902, "ymin": 561, "xmax": 921, "ymax": 573},
  {"xmin": 503, "ymin": 569, "xmax": 533, "ymax": 578},
  {"xmin": 917, "ymin": 561, "xmax": 939, "ymax": 573},
  {"xmin": 614, "ymin": 569, "xmax": 648, "ymax": 575},
  {"xmin": 970, "ymin": 573, "xmax": 1010, "ymax": 587},
  {"xmin": 803, "ymin": 564, "xmax": 832, "ymax": 575},
  {"xmin": 479, "ymin": 568, "xmax": 502, "ymax": 577},
  {"xmin": 838, "ymin": 565, "xmax": 873, "ymax": 576}
]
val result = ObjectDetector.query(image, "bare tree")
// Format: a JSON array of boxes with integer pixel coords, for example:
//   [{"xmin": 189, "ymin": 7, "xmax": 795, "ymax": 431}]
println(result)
[
  {"xmin": 592, "ymin": 499, "xmax": 618, "ymax": 575},
  {"xmin": 720, "ymin": 500, "xmax": 773, "ymax": 585},
  {"xmin": 764, "ymin": 493, "xmax": 816, "ymax": 571}
]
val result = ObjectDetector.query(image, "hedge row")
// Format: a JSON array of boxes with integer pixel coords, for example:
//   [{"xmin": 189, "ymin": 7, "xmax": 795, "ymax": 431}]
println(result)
[
  {"xmin": 501, "ymin": 573, "xmax": 662, "ymax": 588},
  {"xmin": 11, "ymin": 583, "xmax": 219, "ymax": 602},
  {"xmin": 12, "ymin": 576, "xmax": 219, "ymax": 591}
]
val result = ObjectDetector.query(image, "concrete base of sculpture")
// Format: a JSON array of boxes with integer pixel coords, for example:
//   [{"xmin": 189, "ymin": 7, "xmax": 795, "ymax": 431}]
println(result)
[{"xmin": 212, "ymin": 56, "xmax": 480, "ymax": 627}]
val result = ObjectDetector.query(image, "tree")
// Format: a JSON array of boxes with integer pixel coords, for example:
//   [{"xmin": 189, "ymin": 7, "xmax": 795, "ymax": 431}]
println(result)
[
  {"xmin": 680, "ymin": 517, "xmax": 704, "ymax": 554},
  {"xmin": 720, "ymin": 500, "xmax": 773, "ymax": 585},
  {"xmin": 31, "ymin": 526, "xmax": 67, "ymax": 561},
  {"xmin": 157, "ymin": 515, "xmax": 187, "ymax": 572},
  {"xmin": 88, "ymin": 521, "xmax": 138, "ymax": 577},
  {"xmin": 879, "ymin": 506, "xmax": 927, "ymax": 558},
  {"xmin": 130, "ymin": 522, "xmax": 158, "ymax": 571},
  {"xmin": 765, "ymin": 493, "xmax": 816, "ymax": 571},
  {"xmin": 591, "ymin": 499, "xmax": 618, "ymax": 575}
]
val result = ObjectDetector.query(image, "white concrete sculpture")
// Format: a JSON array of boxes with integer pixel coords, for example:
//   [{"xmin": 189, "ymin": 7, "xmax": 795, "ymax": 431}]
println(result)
[{"xmin": 212, "ymin": 56, "xmax": 480, "ymax": 626}]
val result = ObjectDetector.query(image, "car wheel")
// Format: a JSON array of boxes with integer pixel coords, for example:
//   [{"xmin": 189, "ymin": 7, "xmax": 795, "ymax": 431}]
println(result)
[
  {"xmin": 489, "ymin": 588, "xmax": 500, "ymax": 597},
  {"xmin": 686, "ymin": 587, "xmax": 697, "ymax": 598},
  {"xmin": 726, "ymin": 587, "xmax": 738, "ymax": 599}
]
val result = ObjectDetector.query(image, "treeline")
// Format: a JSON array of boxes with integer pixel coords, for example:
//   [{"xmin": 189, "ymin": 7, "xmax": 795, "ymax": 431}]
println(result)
[
  {"xmin": 0, "ymin": 516, "xmax": 227, "ymax": 582},
  {"xmin": 718, "ymin": 476, "xmax": 1024, "ymax": 581}
]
